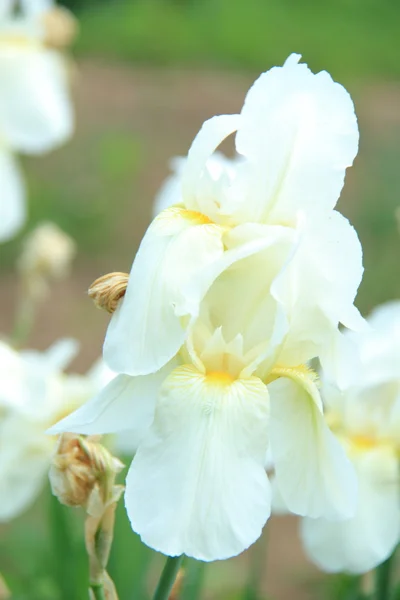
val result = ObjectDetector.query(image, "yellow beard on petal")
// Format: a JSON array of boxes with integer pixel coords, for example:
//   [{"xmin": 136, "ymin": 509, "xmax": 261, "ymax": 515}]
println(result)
[
  {"xmin": 351, "ymin": 435, "xmax": 380, "ymax": 452},
  {"xmin": 156, "ymin": 206, "xmax": 213, "ymax": 226},
  {"xmin": 265, "ymin": 363, "xmax": 319, "ymax": 386},
  {"xmin": 178, "ymin": 208, "xmax": 213, "ymax": 225},
  {"xmin": 205, "ymin": 371, "xmax": 235, "ymax": 386}
]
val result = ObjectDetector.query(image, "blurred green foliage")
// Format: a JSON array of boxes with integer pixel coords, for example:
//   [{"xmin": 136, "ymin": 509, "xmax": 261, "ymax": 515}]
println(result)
[
  {"xmin": 325, "ymin": 573, "xmax": 368, "ymax": 600},
  {"xmin": 350, "ymin": 134, "xmax": 400, "ymax": 313},
  {"xmin": 0, "ymin": 131, "xmax": 143, "ymax": 269},
  {"xmin": 74, "ymin": 0, "xmax": 400, "ymax": 81}
]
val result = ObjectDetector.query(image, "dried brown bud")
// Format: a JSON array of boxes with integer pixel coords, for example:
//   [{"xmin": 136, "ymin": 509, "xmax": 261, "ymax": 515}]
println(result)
[
  {"xmin": 88, "ymin": 273, "xmax": 129, "ymax": 314},
  {"xmin": 49, "ymin": 434, "xmax": 124, "ymax": 509},
  {"xmin": 41, "ymin": 7, "xmax": 78, "ymax": 49}
]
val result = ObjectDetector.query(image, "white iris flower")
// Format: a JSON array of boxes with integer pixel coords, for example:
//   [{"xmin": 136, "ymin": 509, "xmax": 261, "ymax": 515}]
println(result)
[
  {"xmin": 299, "ymin": 302, "xmax": 400, "ymax": 574},
  {"xmin": 51, "ymin": 53, "xmax": 364, "ymax": 561},
  {"xmin": 0, "ymin": 339, "xmax": 113, "ymax": 520},
  {"xmin": 52, "ymin": 244, "xmax": 359, "ymax": 560},
  {"xmin": 103, "ymin": 53, "xmax": 363, "ymax": 379},
  {"xmin": 0, "ymin": 0, "xmax": 73, "ymax": 242}
]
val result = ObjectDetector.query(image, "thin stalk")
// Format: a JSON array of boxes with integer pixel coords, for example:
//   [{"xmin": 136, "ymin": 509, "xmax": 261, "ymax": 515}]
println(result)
[
  {"xmin": 243, "ymin": 529, "xmax": 269, "ymax": 600},
  {"xmin": 180, "ymin": 558, "xmax": 206, "ymax": 600},
  {"xmin": 11, "ymin": 296, "xmax": 35, "ymax": 347},
  {"xmin": 153, "ymin": 556, "xmax": 184, "ymax": 600},
  {"xmin": 375, "ymin": 553, "xmax": 395, "ymax": 600},
  {"xmin": 90, "ymin": 583, "xmax": 106, "ymax": 600},
  {"xmin": 49, "ymin": 493, "xmax": 76, "ymax": 600}
]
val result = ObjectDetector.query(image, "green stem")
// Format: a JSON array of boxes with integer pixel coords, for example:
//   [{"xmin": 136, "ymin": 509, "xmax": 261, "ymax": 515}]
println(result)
[
  {"xmin": 243, "ymin": 529, "xmax": 269, "ymax": 600},
  {"xmin": 180, "ymin": 558, "xmax": 206, "ymax": 600},
  {"xmin": 11, "ymin": 296, "xmax": 35, "ymax": 347},
  {"xmin": 90, "ymin": 583, "xmax": 106, "ymax": 600},
  {"xmin": 153, "ymin": 555, "xmax": 184, "ymax": 600},
  {"xmin": 49, "ymin": 493, "xmax": 76, "ymax": 600},
  {"xmin": 375, "ymin": 553, "xmax": 395, "ymax": 600}
]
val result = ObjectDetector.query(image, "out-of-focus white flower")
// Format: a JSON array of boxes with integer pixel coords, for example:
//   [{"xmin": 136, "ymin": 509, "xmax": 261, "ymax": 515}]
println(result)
[
  {"xmin": 0, "ymin": 0, "xmax": 74, "ymax": 242},
  {"xmin": 0, "ymin": 339, "xmax": 113, "ymax": 521},
  {"xmin": 52, "ymin": 233, "xmax": 358, "ymax": 561},
  {"xmin": 298, "ymin": 301, "xmax": 400, "ymax": 574},
  {"xmin": 18, "ymin": 221, "xmax": 76, "ymax": 300},
  {"xmin": 103, "ymin": 53, "xmax": 363, "ymax": 380}
]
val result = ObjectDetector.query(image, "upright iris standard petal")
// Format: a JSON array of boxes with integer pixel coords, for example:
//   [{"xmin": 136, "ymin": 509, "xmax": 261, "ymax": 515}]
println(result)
[
  {"xmin": 126, "ymin": 365, "xmax": 271, "ymax": 561},
  {"xmin": 0, "ymin": 147, "xmax": 25, "ymax": 242},
  {"xmin": 0, "ymin": 47, "xmax": 73, "ymax": 153},
  {"xmin": 300, "ymin": 448, "xmax": 400, "ymax": 573},
  {"xmin": 103, "ymin": 208, "xmax": 225, "ymax": 376},
  {"xmin": 48, "ymin": 362, "xmax": 176, "ymax": 450},
  {"xmin": 182, "ymin": 114, "xmax": 241, "ymax": 212},
  {"xmin": 235, "ymin": 53, "xmax": 358, "ymax": 223},
  {"xmin": 268, "ymin": 373, "xmax": 357, "ymax": 520}
]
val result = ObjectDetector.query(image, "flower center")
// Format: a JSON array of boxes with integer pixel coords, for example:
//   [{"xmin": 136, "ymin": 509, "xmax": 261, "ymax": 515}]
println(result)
[{"xmin": 205, "ymin": 371, "xmax": 234, "ymax": 386}]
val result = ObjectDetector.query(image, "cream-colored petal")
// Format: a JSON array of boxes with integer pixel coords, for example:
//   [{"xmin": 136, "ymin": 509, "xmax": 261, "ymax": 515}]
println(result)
[
  {"xmin": 126, "ymin": 365, "xmax": 271, "ymax": 561},
  {"xmin": 269, "ymin": 374, "xmax": 357, "ymax": 520},
  {"xmin": 104, "ymin": 208, "xmax": 224, "ymax": 376},
  {"xmin": 235, "ymin": 54, "xmax": 358, "ymax": 223},
  {"xmin": 49, "ymin": 362, "xmax": 175, "ymax": 452},
  {"xmin": 198, "ymin": 224, "xmax": 295, "ymax": 356},
  {"xmin": 300, "ymin": 448, "xmax": 400, "ymax": 573},
  {"xmin": 272, "ymin": 211, "xmax": 364, "ymax": 368},
  {"xmin": 182, "ymin": 114, "xmax": 241, "ymax": 213}
]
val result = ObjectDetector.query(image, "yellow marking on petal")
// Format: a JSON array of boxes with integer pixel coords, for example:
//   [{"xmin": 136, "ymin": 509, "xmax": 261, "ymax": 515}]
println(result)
[
  {"xmin": 264, "ymin": 363, "xmax": 322, "ymax": 410},
  {"xmin": 205, "ymin": 371, "xmax": 234, "ymax": 386},
  {"xmin": 351, "ymin": 435, "xmax": 379, "ymax": 451},
  {"xmin": 179, "ymin": 209, "xmax": 213, "ymax": 224},
  {"xmin": 265, "ymin": 364, "xmax": 319, "ymax": 386},
  {"xmin": 156, "ymin": 206, "xmax": 213, "ymax": 225}
]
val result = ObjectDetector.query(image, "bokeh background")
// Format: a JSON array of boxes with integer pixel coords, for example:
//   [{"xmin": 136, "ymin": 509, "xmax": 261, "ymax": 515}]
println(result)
[{"xmin": 1, "ymin": 0, "xmax": 399, "ymax": 598}]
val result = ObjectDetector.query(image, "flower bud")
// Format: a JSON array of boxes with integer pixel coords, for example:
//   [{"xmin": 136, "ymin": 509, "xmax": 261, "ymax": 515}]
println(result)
[
  {"xmin": 18, "ymin": 222, "xmax": 76, "ymax": 301},
  {"xmin": 88, "ymin": 273, "xmax": 129, "ymax": 314},
  {"xmin": 49, "ymin": 434, "xmax": 123, "ymax": 509},
  {"xmin": 41, "ymin": 7, "xmax": 78, "ymax": 49}
]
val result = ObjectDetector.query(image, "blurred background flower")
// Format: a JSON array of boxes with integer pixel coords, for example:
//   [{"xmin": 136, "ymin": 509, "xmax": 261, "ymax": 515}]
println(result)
[
  {"xmin": 273, "ymin": 302, "xmax": 400, "ymax": 575},
  {"xmin": 0, "ymin": 0, "xmax": 75, "ymax": 242},
  {"xmin": 0, "ymin": 337, "xmax": 113, "ymax": 521}
]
